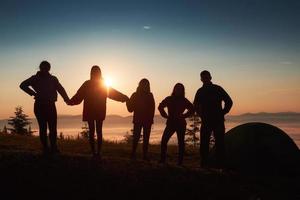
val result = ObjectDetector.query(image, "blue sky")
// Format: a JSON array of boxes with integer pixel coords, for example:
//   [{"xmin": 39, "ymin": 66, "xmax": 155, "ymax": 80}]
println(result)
[{"xmin": 0, "ymin": 0, "xmax": 299, "ymax": 118}]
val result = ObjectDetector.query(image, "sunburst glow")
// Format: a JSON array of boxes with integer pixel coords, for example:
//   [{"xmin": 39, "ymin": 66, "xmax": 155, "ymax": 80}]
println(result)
[{"xmin": 104, "ymin": 77, "xmax": 113, "ymax": 87}]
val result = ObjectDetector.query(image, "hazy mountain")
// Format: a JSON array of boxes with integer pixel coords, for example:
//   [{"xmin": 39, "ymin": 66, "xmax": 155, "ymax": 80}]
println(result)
[
  {"xmin": 1, "ymin": 112, "xmax": 300, "ymax": 130},
  {"xmin": 226, "ymin": 112, "xmax": 300, "ymax": 123}
]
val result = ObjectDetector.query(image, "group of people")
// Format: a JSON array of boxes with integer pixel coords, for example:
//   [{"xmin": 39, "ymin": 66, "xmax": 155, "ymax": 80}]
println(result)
[{"xmin": 20, "ymin": 61, "xmax": 233, "ymax": 167}]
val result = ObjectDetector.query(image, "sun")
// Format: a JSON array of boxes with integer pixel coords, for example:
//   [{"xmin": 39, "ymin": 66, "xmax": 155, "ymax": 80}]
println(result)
[{"xmin": 104, "ymin": 77, "xmax": 113, "ymax": 87}]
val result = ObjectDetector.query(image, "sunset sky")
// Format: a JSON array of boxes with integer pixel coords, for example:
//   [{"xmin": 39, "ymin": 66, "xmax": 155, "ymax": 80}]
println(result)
[{"xmin": 0, "ymin": 0, "xmax": 299, "ymax": 119}]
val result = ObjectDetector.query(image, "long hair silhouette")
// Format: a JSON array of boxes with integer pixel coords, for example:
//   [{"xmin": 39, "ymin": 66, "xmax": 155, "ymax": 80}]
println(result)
[
  {"xmin": 90, "ymin": 65, "xmax": 102, "ymax": 80},
  {"xmin": 171, "ymin": 83, "xmax": 185, "ymax": 97},
  {"xmin": 136, "ymin": 78, "xmax": 150, "ymax": 93}
]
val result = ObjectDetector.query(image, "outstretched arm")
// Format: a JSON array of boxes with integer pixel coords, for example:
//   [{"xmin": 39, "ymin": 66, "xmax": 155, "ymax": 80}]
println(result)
[
  {"xmin": 221, "ymin": 87, "xmax": 233, "ymax": 115},
  {"xmin": 55, "ymin": 78, "xmax": 70, "ymax": 103},
  {"xmin": 158, "ymin": 98, "xmax": 168, "ymax": 119},
  {"xmin": 108, "ymin": 87, "xmax": 129, "ymax": 102},
  {"xmin": 69, "ymin": 83, "xmax": 86, "ymax": 105},
  {"xmin": 20, "ymin": 76, "xmax": 36, "ymax": 97},
  {"xmin": 126, "ymin": 93, "xmax": 135, "ymax": 113}
]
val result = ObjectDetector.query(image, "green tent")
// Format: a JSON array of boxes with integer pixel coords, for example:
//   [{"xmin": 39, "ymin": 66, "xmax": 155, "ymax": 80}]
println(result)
[{"xmin": 224, "ymin": 122, "xmax": 300, "ymax": 173}]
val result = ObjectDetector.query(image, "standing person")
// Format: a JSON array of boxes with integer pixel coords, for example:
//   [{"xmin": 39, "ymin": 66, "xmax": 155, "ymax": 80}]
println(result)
[
  {"xmin": 20, "ymin": 61, "xmax": 70, "ymax": 155},
  {"xmin": 158, "ymin": 83, "xmax": 194, "ymax": 165},
  {"xmin": 126, "ymin": 78, "xmax": 155, "ymax": 161},
  {"xmin": 68, "ymin": 65, "xmax": 128, "ymax": 158},
  {"xmin": 193, "ymin": 70, "xmax": 233, "ymax": 168}
]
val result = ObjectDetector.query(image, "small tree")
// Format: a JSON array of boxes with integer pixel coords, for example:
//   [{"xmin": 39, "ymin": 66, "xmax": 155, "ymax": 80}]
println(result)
[
  {"xmin": 2, "ymin": 125, "xmax": 8, "ymax": 134},
  {"xmin": 185, "ymin": 113, "xmax": 201, "ymax": 147},
  {"xmin": 8, "ymin": 106, "xmax": 31, "ymax": 135},
  {"xmin": 79, "ymin": 123, "xmax": 89, "ymax": 139},
  {"xmin": 123, "ymin": 129, "xmax": 134, "ymax": 144},
  {"xmin": 27, "ymin": 125, "xmax": 35, "ymax": 136},
  {"xmin": 123, "ymin": 129, "xmax": 142, "ymax": 144},
  {"xmin": 59, "ymin": 132, "xmax": 64, "ymax": 140}
]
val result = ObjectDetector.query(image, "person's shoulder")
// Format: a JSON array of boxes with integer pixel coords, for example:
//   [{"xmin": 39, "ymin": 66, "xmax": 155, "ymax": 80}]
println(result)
[
  {"xmin": 29, "ymin": 74, "xmax": 37, "ymax": 80},
  {"xmin": 147, "ymin": 92, "xmax": 154, "ymax": 98},
  {"xmin": 131, "ymin": 92, "xmax": 137, "ymax": 98},
  {"xmin": 196, "ymin": 87, "xmax": 204, "ymax": 95},
  {"xmin": 212, "ymin": 84, "xmax": 224, "ymax": 90},
  {"xmin": 165, "ymin": 96, "xmax": 172, "ymax": 100},
  {"xmin": 49, "ymin": 74, "xmax": 59, "ymax": 82},
  {"xmin": 162, "ymin": 96, "xmax": 172, "ymax": 102},
  {"xmin": 185, "ymin": 96, "xmax": 193, "ymax": 103},
  {"xmin": 82, "ymin": 80, "xmax": 91, "ymax": 87}
]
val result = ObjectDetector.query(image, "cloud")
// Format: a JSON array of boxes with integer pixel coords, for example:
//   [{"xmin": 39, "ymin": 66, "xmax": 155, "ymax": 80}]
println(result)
[
  {"xmin": 143, "ymin": 26, "xmax": 151, "ymax": 30},
  {"xmin": 280, "ymin": 61, "xmax": 293, "ymax": 65}
]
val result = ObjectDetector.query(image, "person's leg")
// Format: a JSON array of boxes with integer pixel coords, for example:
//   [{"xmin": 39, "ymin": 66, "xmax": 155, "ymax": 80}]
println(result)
[
  {"xmin": 200, "ymin": 124, "xmax": 212, "ymax": 167},
  {"xmin": 131, "ymin": 123, "xmax": 142, "ymax": 160},
  {"xmin": 160, "ymin": 125, "xmax": 175, "ymax": 163},
  {"xmin": 88, "ymin": 120, "xmax": 96, "ymax": 156},
  {"xmin": 48, "ymin": 103, "xmax": 58, "ymax": 153},
  {"xmin": 95, "ymin": 120, "xmax": 103, "ymax": 157},
  {"xmin": 142, "ymin": 124, "xmax": 151, "ymax": 160},
  {"xmin": 34, "ymin": 102, "xmax": 48, "ymax": 154},
  {"xmin": 213, "ymin": 122, "xmax": 225, "ymax": 168},
  {"xmin": 176, "ymin": 125, "xmax": 186, "ymax": 166}
]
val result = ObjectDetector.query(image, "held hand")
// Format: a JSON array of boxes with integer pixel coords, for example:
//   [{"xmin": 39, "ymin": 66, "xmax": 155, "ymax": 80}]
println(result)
[
  {"xmin": 32, "ymin": 93, "xmax": 37, "ymax": 99},
  {"xmin": 161, "ymin": 113, "xmax": 168, "ymax": 119},
  {"xmin": 123, "ymin": 95, "xmax": 130, "ymax": 103},
  {"xmin": 64, "ymin": 98, "xmax": 73, "ymax": 106}
]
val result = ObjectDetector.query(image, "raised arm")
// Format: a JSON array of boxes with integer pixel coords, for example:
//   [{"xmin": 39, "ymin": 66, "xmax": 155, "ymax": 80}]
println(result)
[
  {"xmin": 158, "ymin": 98, "xmax": 168, "ymax": 119},
  {"xmin": 220, "ymin": 87, "xmax": 233, "ymax": 115},
  {"xmin": 108, "ymin": 87, "xmax": 128, "ymax": 103},
  {"xmin": 20, "ymin": 76, "xmax": 36, "ymax": 97}
]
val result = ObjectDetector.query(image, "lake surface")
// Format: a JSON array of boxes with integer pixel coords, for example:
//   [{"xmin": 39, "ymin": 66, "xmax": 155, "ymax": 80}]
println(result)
[
  {"xmin": 1, "ymin": 116, "xmax": 299, "ymax": 148},
  {"xmin": 42, "ymin": 122, "xmax": 300, "ymax": 148}
]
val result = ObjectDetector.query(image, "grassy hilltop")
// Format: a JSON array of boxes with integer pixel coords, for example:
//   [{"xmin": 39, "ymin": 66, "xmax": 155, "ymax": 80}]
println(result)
[{"xmin": 0, "ymin": 134, "xmax": 299, "ymax": 199}]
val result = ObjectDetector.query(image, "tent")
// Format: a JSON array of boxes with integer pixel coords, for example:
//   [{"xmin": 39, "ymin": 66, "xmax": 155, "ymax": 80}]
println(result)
[{"xmin": 223, "ymin": 122, "xmax": 300, "ymax": 173}]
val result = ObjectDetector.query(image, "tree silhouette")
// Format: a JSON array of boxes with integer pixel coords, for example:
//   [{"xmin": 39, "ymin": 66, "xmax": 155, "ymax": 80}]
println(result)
[
  {"xmin": 1, "ymin": 125, "xmax": 8, "ymax": 134},
  {"xmin": 8, "ymin": 106, "xmax": 31, "ymax": 135},
  {"xmin": 185, "ymin": 113, "xmax": 201, "ymax": 147},
  {"xmin": 27, "ymin": 125, "xmax": 35, "ymax": 136},
  {"xmin": 80, "ymin": 123, "xmax": 89, "ymax": 139},
  {"xmin": 59, "ymin": 132, "xmax": 65, "ymax": 140},
  {"xmin": 123, "ymin": 129, "xmax": 134, "ymax": 144}
]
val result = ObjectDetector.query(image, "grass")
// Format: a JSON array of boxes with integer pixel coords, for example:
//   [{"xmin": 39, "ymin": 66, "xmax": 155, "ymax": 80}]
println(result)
[{"xmin": 0, "ymin": 133, "xmax": 299, "ymax": 199}]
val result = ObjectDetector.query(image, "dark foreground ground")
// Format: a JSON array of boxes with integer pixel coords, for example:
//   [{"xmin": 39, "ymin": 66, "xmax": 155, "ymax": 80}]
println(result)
[{"xmin": 0, "ymin": 134, "xmax": 299, "ymax": 200}]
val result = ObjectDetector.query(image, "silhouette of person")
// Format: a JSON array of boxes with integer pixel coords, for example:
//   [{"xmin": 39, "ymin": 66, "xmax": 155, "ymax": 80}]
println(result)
[
  {"xmin": 193, "ymin": 70, "xmax": 233, "ymax": 168},
  {"xmin": 158, "ymin": 83, "xmax": 194, "ymax": 165},
  {"xmin": 68, "ymin": 65, "xmax": 128, "ymax": 158},
  {"xmin": 126, "ymin": 79, "xmax": 155, "ymax": 161},
  {"xmin": 20, "ymin": 61, "xmax": 70, "ymax": 155}
]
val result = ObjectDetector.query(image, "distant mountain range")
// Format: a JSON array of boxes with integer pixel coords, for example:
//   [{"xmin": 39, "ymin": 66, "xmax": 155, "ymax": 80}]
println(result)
[
  {"xmin": 226, "ymin": 112, "xmax": 300, "ymax": 123},
  {"xmin": 1, "ymin": 112, "xmax": 299, "ymax": 130}
]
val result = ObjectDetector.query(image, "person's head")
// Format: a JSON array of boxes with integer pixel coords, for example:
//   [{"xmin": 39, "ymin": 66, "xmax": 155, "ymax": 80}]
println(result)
[
  {"xmin": 39, "ymin": 61, "xmax": 51, "ymax": 72},
  {"xmin": 200, "ymin": 70, "xmax": 212, "ymax": 84},
  {"xmin": 171, "ymin": 83, "xmax": 185, "ymax": 97},
  {"xmin": 137, "ymin": 78, "xmax": 150, "ymax": 93},
  {"xmin": 90, "ymin": 65, "xmax": 102, "ymax": 80}
]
